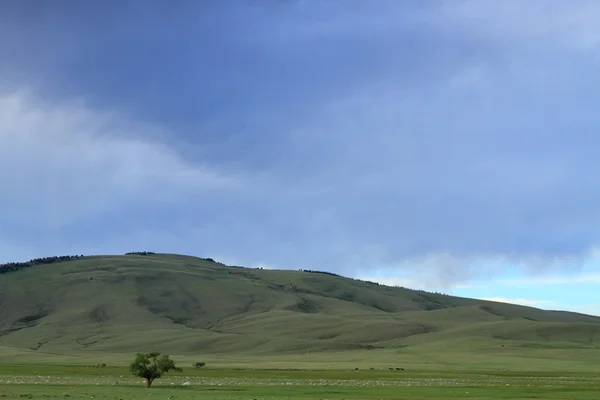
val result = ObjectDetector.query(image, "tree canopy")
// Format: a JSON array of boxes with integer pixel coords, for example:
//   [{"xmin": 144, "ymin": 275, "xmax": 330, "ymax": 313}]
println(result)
[{"xmin": 129, "ymin": 352, "xmax": 181, "ymax": 387}]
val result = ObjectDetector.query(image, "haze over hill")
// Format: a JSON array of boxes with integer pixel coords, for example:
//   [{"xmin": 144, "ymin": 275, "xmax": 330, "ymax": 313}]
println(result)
[{"xmin": 1, "ymin": 253, "xmax": 599, "ymax": 369}]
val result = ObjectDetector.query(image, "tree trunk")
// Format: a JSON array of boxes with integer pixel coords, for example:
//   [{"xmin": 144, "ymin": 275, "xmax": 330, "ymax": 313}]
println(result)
[{"xmin": 146, "ymin": 379, "xmax": 152, "ymax": 388}]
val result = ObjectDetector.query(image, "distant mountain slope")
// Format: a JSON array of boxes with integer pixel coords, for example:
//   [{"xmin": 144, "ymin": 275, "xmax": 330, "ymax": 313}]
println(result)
[{"xmin": 0, "ymin": 253, "xmax": 599, "ymax": 356}]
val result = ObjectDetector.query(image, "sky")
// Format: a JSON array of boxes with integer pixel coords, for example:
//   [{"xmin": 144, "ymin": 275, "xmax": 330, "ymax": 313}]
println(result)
[{"xmin": 1, "ymin": 0, "xmax": 599, "ymax": 315}]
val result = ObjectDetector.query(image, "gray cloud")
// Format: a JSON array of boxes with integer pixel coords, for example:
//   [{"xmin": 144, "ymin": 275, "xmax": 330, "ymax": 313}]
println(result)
[
  {"xmin": 0, "ymin": 90, "xmax": 242, "ymax": 228},
  {"xmin": 1, "ymin": 1, "xmax": 600, "ymax": 286}
]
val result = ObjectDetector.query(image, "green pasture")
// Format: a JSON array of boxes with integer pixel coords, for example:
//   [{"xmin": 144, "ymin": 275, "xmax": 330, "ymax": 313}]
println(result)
[{"xmin": 1, "ymin": 364, "xmax": 599, "ymax": 400}]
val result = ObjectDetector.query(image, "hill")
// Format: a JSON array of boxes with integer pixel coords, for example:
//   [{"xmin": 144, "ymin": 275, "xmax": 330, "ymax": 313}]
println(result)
[{"xmin": 1, "ymin": 253, "xmax": 599, "ymax": 369}]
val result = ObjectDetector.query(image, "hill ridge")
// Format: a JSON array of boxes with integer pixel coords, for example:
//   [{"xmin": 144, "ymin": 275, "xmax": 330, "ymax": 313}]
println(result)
[
  {"xmin": 0, "ymin": 251, "xmax": 449, "ymax": 296},
  {"xmin": 0, "ymin": 253, "xmax": 599, "ymax": 362}
]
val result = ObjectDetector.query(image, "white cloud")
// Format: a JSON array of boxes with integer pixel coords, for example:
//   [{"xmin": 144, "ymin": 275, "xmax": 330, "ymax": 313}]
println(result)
[
  {"xmin": 481, "ymin": 297, "xmax": 556, "ymax": 307},
  {"xmin": 354, "ymin": 253, "xmax": 513, "ymax": 290},
  {"xmin": 544, "ymin": 303, "xmax": 600, "ymax": 317},
  {"xmin": 356, "ymin": 275, "xmax": 475, "ymax": 291},
  {"xmin": 479, "ymin": 298, "xmax": 600, "ymax": 317},
  {"xmin": 436, "ymin": 0, "xmax": 600, "ymax": 51},
  {"xmin": 0, "ymin": 89, "xmax": 241, "ymax": 227},
  {"xmin": 499, "ymin": 273, "xmax": 600, "ymax": 286},
  {"xmin": 584, "ymin": 304, "xmax": 600, "ymax": 316}
]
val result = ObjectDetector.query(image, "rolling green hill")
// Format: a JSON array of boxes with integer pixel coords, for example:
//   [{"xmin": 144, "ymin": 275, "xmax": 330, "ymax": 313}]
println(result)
[{"xmin": 1, "ymin": 253, "xmax": 599, "ymax": 369}]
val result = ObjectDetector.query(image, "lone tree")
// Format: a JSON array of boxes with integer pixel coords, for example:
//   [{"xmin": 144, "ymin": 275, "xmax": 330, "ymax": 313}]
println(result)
[{"xmin": 129, "ymin": 352, "xmax": 181, "ymax": 388}]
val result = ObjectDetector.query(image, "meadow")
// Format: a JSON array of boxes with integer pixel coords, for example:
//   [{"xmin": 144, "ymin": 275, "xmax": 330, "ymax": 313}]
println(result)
[
  {"xmin": 0, "ymin": 350, "xmax": 600, "ymax": 400},
  {"xmin": 1, "ymin": 363, "xmax": 600, "ymax": 400}
]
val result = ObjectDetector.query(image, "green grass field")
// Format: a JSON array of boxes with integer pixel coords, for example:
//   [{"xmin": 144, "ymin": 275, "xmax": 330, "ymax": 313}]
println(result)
[{"xmin": 1, "ymin": 365, "xmax": 600, "ymax": 400}]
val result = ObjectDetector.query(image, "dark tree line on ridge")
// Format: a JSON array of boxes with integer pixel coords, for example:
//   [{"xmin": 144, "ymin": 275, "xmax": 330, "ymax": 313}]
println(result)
[
  {"xmin": 0, "ymin": 251, "xmax": 159, "ymax": 274},
  {"xmin": 0, "ymin": 255, "xmax": 85, "ymax": 274},
  {"xmin": 300, "ymin": 269, "xmax": 343, "ymax": 277},
  {"xmin": 0, "ymin": 252, "xmax": 451, "ymax": 297},
  {"xmin": 0, "ymin": 251, "xmax": 211, "ymax": 275}
]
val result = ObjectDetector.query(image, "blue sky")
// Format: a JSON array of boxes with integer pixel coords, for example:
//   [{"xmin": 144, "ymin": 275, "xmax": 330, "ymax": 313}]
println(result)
[{"xmin": 1, "ymin": 0, "xmax": 599, "ymax": 315}]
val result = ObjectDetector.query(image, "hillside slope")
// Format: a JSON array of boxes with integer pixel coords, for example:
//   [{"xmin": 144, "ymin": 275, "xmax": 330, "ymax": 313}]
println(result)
[{"xmin": 1, "ymin": 253, "xmax": 599, "ymax": 359}]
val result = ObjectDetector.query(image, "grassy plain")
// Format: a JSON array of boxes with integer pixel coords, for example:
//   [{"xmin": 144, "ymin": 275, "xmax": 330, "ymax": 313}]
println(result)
[{"xmin": 1, "ymin": 364, "xmax": 600, "ymax": 400}]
